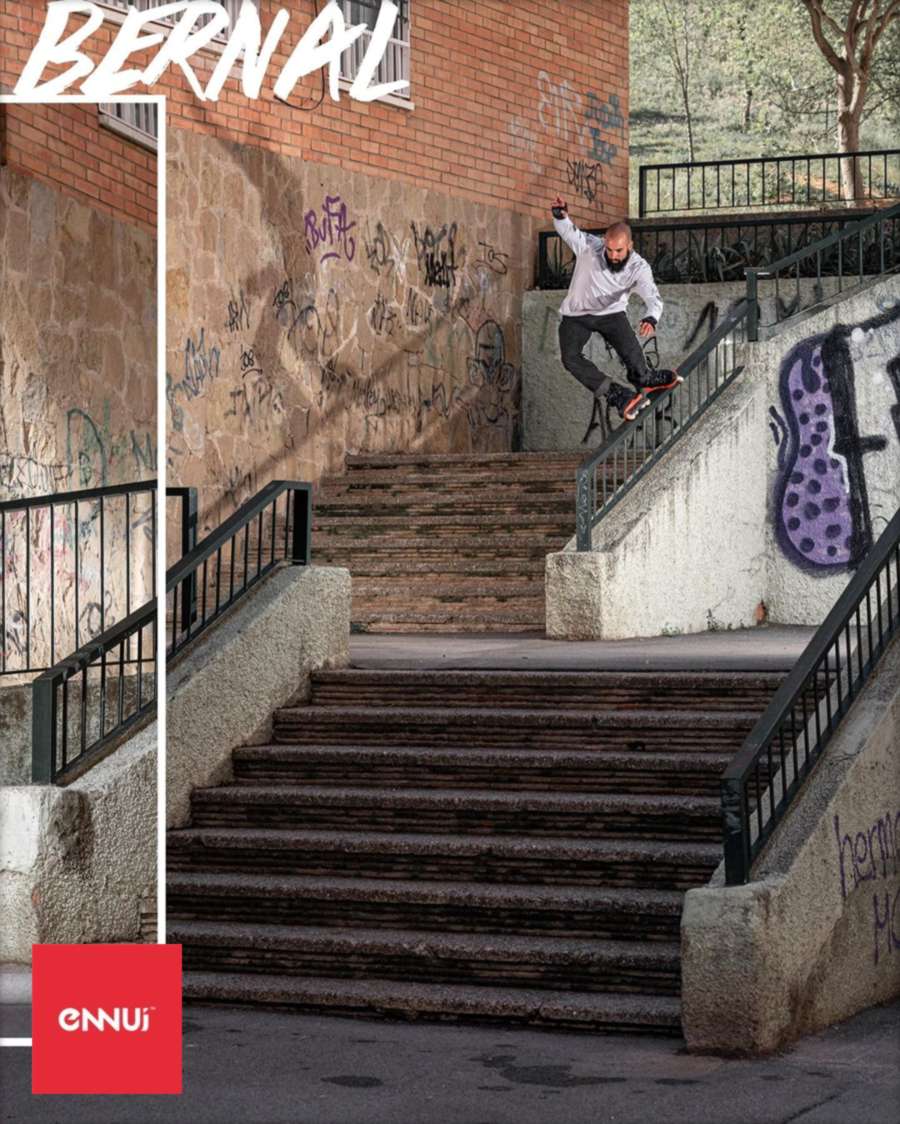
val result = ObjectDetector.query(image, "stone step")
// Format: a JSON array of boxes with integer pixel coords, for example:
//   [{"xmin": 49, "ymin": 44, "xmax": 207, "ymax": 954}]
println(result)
[
  {"xmin": 350, "ymin": 579, "xmax": 543, "ymax": 602},
  {"xmin": 317, "ymin": 474, "xmax": 587, "ymax": 497},
  {"xmin": 313, "ymin": 534, "xmax": 564, "ymax": 557},
  {"xmin": 309, "ymin": 669, "xmax": 784, "ymax": 711},
  {"xmin": 170, "ymin": 921, "xmax": 681, "ymax": 995},
  {"xmin": 166, "ymin": 873, "xmax": 686, "ymax": 938},
  {"xmin": 272, "ymin": 705, "xmax": 758, "ymax": 751},
  {"xmin": 315, "ymin": 494, "xmax": 576, "ymax": 517},
  {"xmin": 322, "ymin": 558, "xmax": 547, "ymax": 579},
  {"xmin": 188, "ymin": 785, "xmax": 722, "ymax": 840},
  {"xmin": 232, "ymin": 745, "xmax": 730, "ymax": 795},
  {"xmin": 349, "ymin": 613, "xmax": 544, "ymax": 634},
  {"xmin": 314, "ymin": 512, "xmax": 572, "ymax": 532},
  {"xmin": 348, "ymin": 600, "xmax": 545, "ymax": 623},
  {"xmin": 182, "ymin": 971, "xmax": 682, "ymax": 1032},
  {"xmin": 166, "ymin": 828, "xmax": 721, "ymax": 889},
  {"xmin": 343, "ymin": 452, "xmax": 588, "ymax": 473}
]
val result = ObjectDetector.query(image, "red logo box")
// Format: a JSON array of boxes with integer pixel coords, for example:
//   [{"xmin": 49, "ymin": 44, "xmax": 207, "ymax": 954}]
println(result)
[{"xmin": 32, "ymin": 944, "xmax": 182, "ymax": 1095}]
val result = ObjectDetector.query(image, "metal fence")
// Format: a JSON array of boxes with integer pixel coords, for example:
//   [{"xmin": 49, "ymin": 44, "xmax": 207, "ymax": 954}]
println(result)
[
  {"xmin": 575, "ymin": 303, "xmax": 750, "ymax": 551},
  {"xmin": 166, "ymin": 480, "xmax": 311, "ymax": 662},
  {"xmin": 721, "ymin": 507, "xmax": 900, "ymax": 885},
  {"xmin": 0, "ymin": 482, "xmax": 157, "ymax": 676},
  {"xmin": 746, "ymin": 202, "xmax": 900, "ymax": 339},
  {"xmin": 536, "ymin": 209, "xmax": 896, "ymax": 290},
  {"xmin": 24, "ymin": 486, "xmax": 195, "ymax": 783},
  {"xmin": 637, "ymin": 149, "xmax": 900, "ymax": 217},
  {"xmin": 32, "ymin": 603, "xmax": 156, "ymax": 783}
]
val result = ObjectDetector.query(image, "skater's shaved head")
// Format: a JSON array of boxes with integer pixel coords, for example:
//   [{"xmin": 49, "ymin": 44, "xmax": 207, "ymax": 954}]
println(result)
[
  {"xmin": 606, "ymin": 221, "xmax": 633, "ymax": 242},
  {"xmin": 603, "ymin": 221, "xmax": 633, "ymax": 270}
]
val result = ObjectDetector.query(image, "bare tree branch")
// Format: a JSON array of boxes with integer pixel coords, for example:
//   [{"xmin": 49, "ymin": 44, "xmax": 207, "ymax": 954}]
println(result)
[{"xmin": 803, "ymin": 1, "xmax": 844, "ymax": 72}]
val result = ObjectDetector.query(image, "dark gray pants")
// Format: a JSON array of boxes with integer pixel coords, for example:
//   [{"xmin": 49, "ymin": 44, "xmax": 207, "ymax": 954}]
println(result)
[{"xmin": 558, "ymin": 312, "xmax": 648, "ymax": 395}]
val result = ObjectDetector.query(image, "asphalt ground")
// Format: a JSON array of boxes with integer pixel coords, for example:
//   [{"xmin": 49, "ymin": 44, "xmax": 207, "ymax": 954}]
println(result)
[{"xmin": 1, "ymin": 999, "xmax": 898, "ymax": 1123}]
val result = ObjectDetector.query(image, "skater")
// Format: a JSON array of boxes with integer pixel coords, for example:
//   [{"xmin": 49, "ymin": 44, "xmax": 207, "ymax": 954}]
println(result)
[{"xmin": 551, "ymin": 196, "xmax": 681, "ymax": 425}]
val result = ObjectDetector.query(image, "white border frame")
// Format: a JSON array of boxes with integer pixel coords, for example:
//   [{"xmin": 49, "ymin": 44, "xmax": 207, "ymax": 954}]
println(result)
[{"xmin": 0, "ymin": 93, "xmax": 167, "ymax": 1050}]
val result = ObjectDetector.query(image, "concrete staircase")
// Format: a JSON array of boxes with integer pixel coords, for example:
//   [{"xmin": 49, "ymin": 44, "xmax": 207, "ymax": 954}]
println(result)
[
  {"xmin": 313, "ymin": 453, "xmax": 607, "ymax": 633},
  {"xmin": 168, "ymin": 667, "xmax": 781, "ymax": 1032}
]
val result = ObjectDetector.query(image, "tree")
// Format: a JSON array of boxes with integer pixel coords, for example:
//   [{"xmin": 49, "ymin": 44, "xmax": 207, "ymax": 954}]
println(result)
[
  {"xmin": 658, "ymin": 0, "xmax": 697, "ymax": 161},
  {"xmin": 801, "ymin": 0, "xmax": 900, "ymax": 200}
]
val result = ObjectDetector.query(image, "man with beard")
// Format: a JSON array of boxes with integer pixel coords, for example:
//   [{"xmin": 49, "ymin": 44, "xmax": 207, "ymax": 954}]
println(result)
[{"xmin": 551, "ymin": 195, "xmax": 680, "ymax": 423}]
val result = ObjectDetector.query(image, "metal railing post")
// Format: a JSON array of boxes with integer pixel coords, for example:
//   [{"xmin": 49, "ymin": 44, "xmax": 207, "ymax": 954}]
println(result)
[
  {"xmin": 746, "ymin": 270, "xmax": 759, "ymax": 341},
  {"xmin": 575, "ymin": 467, "xmax": 592, "ymax": 552},
  {"xmin": 721, "ymin": 775, "xmax": 751, "ymax": 885},
  {"xmin": 179, "ymin": 487, "xmax": 198, "ymax": 632},
  {"xmin": 292, "ymin": 486, "xmax": 312, "ymax": 565},
  {"xmin": 31, "ymin": 676, "xmax": 57, "ymax": 783},
  {"xmin": 638, "ymin": 166, "xmax": 647, "ymax": 218}
]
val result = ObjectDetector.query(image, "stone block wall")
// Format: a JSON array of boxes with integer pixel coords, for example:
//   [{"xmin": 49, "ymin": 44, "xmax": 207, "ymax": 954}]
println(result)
[
  {"xmin": 166, "ymin": 127, "xmax": 534, "ymax": 531},
  {"xmin": 0, "ymin": 159, "xmax": 156, "ymax": 670}
]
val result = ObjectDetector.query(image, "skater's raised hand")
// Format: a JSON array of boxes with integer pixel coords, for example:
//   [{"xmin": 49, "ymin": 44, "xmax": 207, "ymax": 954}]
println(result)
[{"xmin": 551, "ymin": 195, "xmax": 568, "ymax": 219}]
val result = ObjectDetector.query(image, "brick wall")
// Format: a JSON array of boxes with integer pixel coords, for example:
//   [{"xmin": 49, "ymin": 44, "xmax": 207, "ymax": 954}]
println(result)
[
  {"xmin": 0, "ymin": 102, "xmax": 156, "ymax": 231},
  {"xmin": 0, "ymin": 0, "xmax": 630, "ymax": 227}
]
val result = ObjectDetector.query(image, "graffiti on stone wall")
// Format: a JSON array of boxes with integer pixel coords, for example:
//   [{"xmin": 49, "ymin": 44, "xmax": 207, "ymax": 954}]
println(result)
[
  {"xmin": 166, "ymin": 133, "xmax": 526, "ymax": 518},
  {"xmin": 1, "ymin": 494, "xmax": 154, "ymax": 670},
  {"xmin": 304, "ymin": 194, "xmax": 357, "ymax": 266},
  {"xmin": 65, "ymin": 406, "xmax": 157, "ymax": 488},
  {"xmin": 225, "ymin": 288, "xmax": 252, "ymax": 334},
  {"xmin": 410, "ymin": 222, "xmax": 461, "ymax": 290},
  {"xmin": 475, "ymin": 242, "xmax": 509, "ymax": 276},
  {"xmin": 835, "ymin": 810, "xmax": 900, "ymax": 966},
  {"xmin": 770, "ymin": 303, "xmax": 900, "ymax": 571}
]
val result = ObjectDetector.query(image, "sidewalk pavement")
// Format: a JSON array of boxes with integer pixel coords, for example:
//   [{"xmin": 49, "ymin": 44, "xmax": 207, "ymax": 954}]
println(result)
[
  {"xmin": 1, "ymin": 999, "xmax": 897, "ymax": 1123},
  {"xmin": 348, "ymin": 626, "xmax": 815, "ymax": 671}
]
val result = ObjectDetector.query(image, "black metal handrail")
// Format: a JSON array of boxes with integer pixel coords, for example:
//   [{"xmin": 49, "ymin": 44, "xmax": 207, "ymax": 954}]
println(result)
[
  {"xmin": 32, "ymin": 601, "xmax": 156, "ymax": 784},
  {"xmin": 0, "ymin": 481, "xmax": 156, "ymax": 676},
  {"xmin": 575, "ymin": 302, "xmax": 750, "ymax": 550},
  {"xmin": 721, "ymin": 508, "xmax": 900, "ymax": 885},
  {"xmin": 745, "ymin": 202, "xmax": 900, "ymax": 339},
  {"xmin": 1, "ymin": 483, "xmax": 197, "ymax": 677},
  {"xmin": 638, "ymin": 148, "xmax": 900, "ymax": 217},
  {"xmin": 535, "ymin": 209, "xmax": 896, "ymax": 290},
  {"xmin": 165, "ymin": 480, "xmax": 311, "ymax": 661}
]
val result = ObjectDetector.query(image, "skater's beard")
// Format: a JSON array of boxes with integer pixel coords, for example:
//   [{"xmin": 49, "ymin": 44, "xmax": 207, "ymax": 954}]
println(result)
[{"xmin": 605, "ymin": 251, "xmax": 631, "ymax": 272}]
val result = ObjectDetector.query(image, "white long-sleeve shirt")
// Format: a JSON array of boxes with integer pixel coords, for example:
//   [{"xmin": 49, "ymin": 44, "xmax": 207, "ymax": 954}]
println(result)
[{"xmin": 553, "ymin": 215, "xmax": 663, "ymax": 323}]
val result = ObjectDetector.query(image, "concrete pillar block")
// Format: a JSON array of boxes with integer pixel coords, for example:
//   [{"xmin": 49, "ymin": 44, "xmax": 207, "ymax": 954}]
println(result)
[{"xmin": 545, "ymin": 551, "xmax": 607, "ymax": 640}]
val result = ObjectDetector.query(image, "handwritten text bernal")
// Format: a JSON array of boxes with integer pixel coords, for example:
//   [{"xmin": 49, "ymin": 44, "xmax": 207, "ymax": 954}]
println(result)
[{"xmin": 15, "ymin": 0, "xmax": 408, "ymax": 103}]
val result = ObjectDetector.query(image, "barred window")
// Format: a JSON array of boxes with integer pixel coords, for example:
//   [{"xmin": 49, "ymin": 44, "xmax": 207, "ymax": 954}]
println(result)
[
  {"xmin": 98, "ymin": 102, "xmax": 159, "ymax": 151},
  {"xmin": 340, "ymin": 0, "xmax": 410, "ymax": 99},
  {"xmin": 97, "ymin": 0, "xmax": 244, "ymax": 43}
]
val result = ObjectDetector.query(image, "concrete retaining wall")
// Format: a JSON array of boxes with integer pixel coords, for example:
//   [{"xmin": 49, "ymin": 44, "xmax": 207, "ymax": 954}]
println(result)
[
  {"xmin": 0, "ymin": 720, "xmax": 156, "ymax": 962},
  {"xmin": 0, "ymin": 685, "xmax": 30, "ymax": 786},
  {"xmin": 681, "ymin": 637, "xmax": 900, "ymax": 1054},
  {"xmin": 523, "ymin": 278, "xmax": 841, "ymax": 453},
  {"xmin": 544, "ymin": 276, "xmax": 900, "ymax": 639},
  {"xmin": 166, "ymin": 565, "xmax": 350, "ymax": 828}
]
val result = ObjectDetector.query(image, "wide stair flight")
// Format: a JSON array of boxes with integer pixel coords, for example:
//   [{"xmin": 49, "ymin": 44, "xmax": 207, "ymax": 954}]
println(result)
[
  {"xmin": 313, "ymin": 452, "xmax": 623, "ymax": 633},
  {"xmin": 168, "ymin": 667, "xmax": 782, "ymax": 1032}
]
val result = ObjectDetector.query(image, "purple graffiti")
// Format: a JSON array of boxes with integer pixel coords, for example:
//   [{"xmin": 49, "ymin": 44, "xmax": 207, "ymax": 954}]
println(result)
[
  {"xmin": 777, "ymin": 342, "xmax": 856, "ymax": 567},
  {"xmin": 304, "ymin": 195, "xmax": 357, "ymax": 265},
  {"xmin": 773, "ymin": 304, "xmax": 899, "ymax": 571}
]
